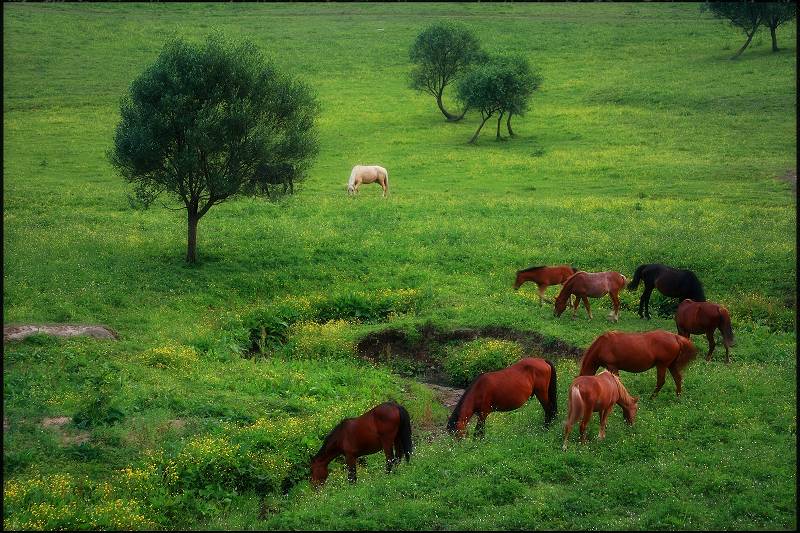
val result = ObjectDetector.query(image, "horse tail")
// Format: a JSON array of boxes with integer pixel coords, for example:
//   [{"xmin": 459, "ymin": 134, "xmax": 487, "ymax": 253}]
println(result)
[
  {"xmin": 544, "ymin": 359, "xmax": 558, "ymax": 425},
  {"xmin": 446, "ymin": 379, "xmax": 477, "ymax": 434},
  {"xmin": 383, "ymin": 168, "xmax": 389, "ymax": 193},
  {"xmin": 628, "ymin": 264, "xmax": 646, "ymax": 291},
  {"xmin": 719, "ymin": 307, "xmax": 735, "ymax": 347},
  {"xmin": 565, "ymin": 385, "xmax": 583, "ymax": 429},
  {"xmin": 674, "ymin": 335, "xmax": 698, "ymax": 370},
  {"xmin": 395, "ymin": 403, "xmax": 413, "ymax": 462}
]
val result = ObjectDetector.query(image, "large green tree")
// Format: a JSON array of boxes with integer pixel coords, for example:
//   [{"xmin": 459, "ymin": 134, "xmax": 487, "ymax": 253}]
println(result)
[
  {"xmin": 456, "ymin": 55, "xmax": 541, "ymax": 144},
  {"xmin": 704, "ymin": 1, "xmax": 797, "ymax": 58},
  {"xmin": 409, "ymin": 22, "xmax": 485, "ymax": 122},
  {"xmin": 109, "ymin": 35, "xmax": 319, "ymax": 263}
]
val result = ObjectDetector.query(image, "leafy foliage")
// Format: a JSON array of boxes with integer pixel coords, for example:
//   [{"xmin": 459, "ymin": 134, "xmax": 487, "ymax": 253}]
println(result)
[{"xmin": 703, "ymin": 1, "xmax": 797, "ymax": 57}]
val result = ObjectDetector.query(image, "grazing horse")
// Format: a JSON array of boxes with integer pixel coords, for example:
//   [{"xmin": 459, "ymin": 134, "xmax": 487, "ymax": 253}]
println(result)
[
  {"xmin": 628, "ymin": 263, "xmax": 705, "ymax": 319},
  {"xmin": 347, "ymin": 165, "xmax": 389, "ymax": 197},
  {"xmin": 554, "ymin": 271, "xmax": 627, "ymax": 322},
  {"xmin": 513, "ymin": 264, "xmax": 577, "ymax": 306},
  {"xmin": 676, "ymin": 299, "xmax": 735, "ymax": 364},
  {"xmin": 310, "ymin": 401, "xmax": 412, "ymax": 486},
  {"xmin": 562, "ymin": 371, "xmax": 638, "ymax": 451},
  {"xmin": 446, "ymin": 357, "xmax": 557, "ymax": 439},
  {"xmin": 579, "ymin": 330, "xmax": 698, "ymax": 399}
]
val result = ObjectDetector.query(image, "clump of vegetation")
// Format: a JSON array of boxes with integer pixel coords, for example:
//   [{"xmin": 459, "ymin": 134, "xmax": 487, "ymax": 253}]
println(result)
[
  {"xmin": 409, "ymin": 21, "xmax": 486, "ymax": 121},
  {"xmin": 109, "ymin": 33, "xmax": 319, "ymax": 263},
  {"xmin": 443, "ymin": 338, "xmax": 523, "ymax": 387},
  {"xmin": 287, "ymin": 320, "xmax": 355, "ymax": 360}
]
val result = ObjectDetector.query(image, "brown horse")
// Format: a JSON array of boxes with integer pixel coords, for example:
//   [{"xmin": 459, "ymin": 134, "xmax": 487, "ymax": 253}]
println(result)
[
  {"xmin": 579, "ymin": 330, "xmax": 698, "ymax": 399},
  {"xmin": 554, "ymin": 271, "xmax": 627, "ymax": 322},
  {"xmin": 562, "ymin": 371, "xmax": 639, "ymax": 451},
  {"xmin": 446, "ymin": 357, "xmax": 557, "ymax": 438},
  {"xmin": 675, "ymin": 299, "xmax": 735, "ymax": 364},
  {"xmin": 310, "ymin": 401, "xmax": 412, "ymax": 487},
  {"xmin": 513, "ymin": 264, "xmax": 577, "ymax": 306}
]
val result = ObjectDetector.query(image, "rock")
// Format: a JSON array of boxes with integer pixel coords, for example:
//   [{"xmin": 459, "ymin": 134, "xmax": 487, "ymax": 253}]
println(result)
[{"xmin": 4, "ymin": 324, "xmax": 119, "ymax": 342}]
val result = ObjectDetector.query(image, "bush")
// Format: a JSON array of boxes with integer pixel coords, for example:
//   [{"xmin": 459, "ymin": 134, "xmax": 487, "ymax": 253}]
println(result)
[
  {"xmin": 287, "ymin": 320, "xmax": 355, "ymax": 360},
  {"xmin": 443, "ymin": 339, "xmax": 523, "ymax": 387}
]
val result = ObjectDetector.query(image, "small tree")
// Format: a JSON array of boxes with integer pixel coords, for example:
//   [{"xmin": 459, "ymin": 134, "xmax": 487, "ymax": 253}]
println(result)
[
  {"xmin": 109, "ymin": 35, "xmax": 319, "ymax": 263},
  {"xmin": 763, "ymin": 1, "xmax": 797, "ymax": 51},
  {"xmin": 457, "ymin": 56, "xmax": 540, "ymax": 144},
  {"xmin": 409, "ymin": 22, "xmax": 485, "ymax": 122},
  {"xmin": 704, "ymin": 1, "xmax": 796, "ymax": 58}
]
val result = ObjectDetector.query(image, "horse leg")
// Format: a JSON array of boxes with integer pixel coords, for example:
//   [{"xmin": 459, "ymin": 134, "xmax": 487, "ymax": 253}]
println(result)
[
  {"xmin": 668, "ymin": 365, "xmax": 683, "ymax": 398},
  {"xmin": 705, "ymin": 331, "xmax": 716, "ymax": 362},
  {"xmin": 382, "ymin": 437, "xmax": 395, "ymax": 473},
  {"xmin": 571, "ymin": 294, "xmax": 579, "ymax": 319},
  {"xmin": 345, "ymin": 454, "xmax": 358, "ymax": 483},
  {"xmin": 582, "ymin": 297, "xmax": 592, "ymax": 320},
  {"xmin": 537, "ymin": 284, "xmax": 545, "ymax": 307},
  {"xmin": 722, "ymin": 328, "xmax": 731, "ymax": 364},
  {"xmin": 598, "ymin": 406, "xmax": 613, "ymax": 440},
  {"xmin": 380, "ymin": 178, "xmax": 387, "ymax": 198},
  {"xmin": 533, "ymin": 387, "xmax": 553, "ymax": 426},
  {"xmin": 650, "ymin": 366, "xmax": 667, "ymax": 399},
  {"xmin": 609, "ymin": 291, "xmax": 620, "ymax": 322},
  {"xmin": 579, "ymin": 408, "xmax": 593, "ymax": 444},
  {"xmin": 642, "ymin": 286, "xmax": 654, "ymax": 319}
]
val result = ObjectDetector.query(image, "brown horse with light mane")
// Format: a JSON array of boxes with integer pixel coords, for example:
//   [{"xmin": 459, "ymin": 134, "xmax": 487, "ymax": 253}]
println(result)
[
  {"xmin": 579, "ymin": 330, "xmax": 698, "ymax": 399},
  {"xmin": 562, "ymin": 371, "xmax": 638, "ymax": 451},
  {"xmin": 676, "ymin": 299, "xmax": 735, "ymax": 364},
  {"xmin": 513, "ymin": 265, "xmax": 577, "ymax": 306},
  {"xmin": 310, "ymin": 401, "xmax": 412, "ymax": 487},
  {"xmin": 347, "ymin": 165, "xmax": 389, "ymax": 197},
  {"xmin": 447, "ymin": 357, "xmax": 557, "ymax": 438},
  {"xmin": 554, "ymin": 271, "xmax": 627, "ymax": 322}
]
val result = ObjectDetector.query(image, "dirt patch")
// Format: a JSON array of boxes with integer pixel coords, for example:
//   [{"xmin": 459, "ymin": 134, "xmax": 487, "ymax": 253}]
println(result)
[
  {"xmin": 357, "ymin": 323, "xmax": 583, "ymax": 388},
  {"xmin": 778, "ymin": 168, "xmax": 796, "ymax": 192},
  {"xmin": 4, "ymin": 324, "xmax": 119, "ymax": 342},
  {"xmin": 424, "ymin": 383, "xmax": 465, "ymax": 409},
  {"xmin": 41, "ymin": 416, "xmax": 72, "ymax": 428},
  {"xmin": 40, "ymin": 416, "xmax": 91, "ymax": 446},
  {"xmin": 3, "ymin": 417, "xmax": 9, "ymax": 431}
]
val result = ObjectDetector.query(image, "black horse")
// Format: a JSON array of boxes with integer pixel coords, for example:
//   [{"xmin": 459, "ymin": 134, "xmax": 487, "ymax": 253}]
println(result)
[{"xmin": 628, "ymin": 263, "xmax": 705, "ymax": 319}]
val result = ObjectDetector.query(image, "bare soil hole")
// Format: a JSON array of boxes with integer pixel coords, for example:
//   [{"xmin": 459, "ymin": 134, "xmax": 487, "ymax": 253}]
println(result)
[{"xmin": 356, "ymin": 322, "xmax": 583, "ymax": 388}]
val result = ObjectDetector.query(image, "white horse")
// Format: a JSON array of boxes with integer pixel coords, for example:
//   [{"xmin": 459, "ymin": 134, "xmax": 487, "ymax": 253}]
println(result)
[{"xmin": 347, "ymin": 165, "xmax": 389, "ymax": 197}]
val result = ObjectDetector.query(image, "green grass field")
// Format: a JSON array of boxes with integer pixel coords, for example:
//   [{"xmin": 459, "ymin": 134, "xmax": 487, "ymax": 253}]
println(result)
[{"xmin": 3, "ymin": 3, "xmax": 796, "ymax": 530}]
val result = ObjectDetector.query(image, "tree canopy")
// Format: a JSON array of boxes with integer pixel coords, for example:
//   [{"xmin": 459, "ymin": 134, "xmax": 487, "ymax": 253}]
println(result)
[
  {"xmin": 409, "ymin": 22, "xmax": 486, "ymax": 122},
  {"xmin": 109, "ymin": 34, "xmax": 319, "ymax": 263}
]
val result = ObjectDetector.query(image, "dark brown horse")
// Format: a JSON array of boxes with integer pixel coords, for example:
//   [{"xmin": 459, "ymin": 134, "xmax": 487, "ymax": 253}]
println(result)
[
  {"xmin": 579, "ymin": 329, "xmax": 698, "ymax": 398},
  {"xmin": 554, "ymin": 271, "xmax": 627, "ymax": 322},
  {"xmin": 676, "ymin": 299, "xmax": 735, "ymax": 364},
  {"xmin": 562, "ymin": 371, "xmax": 639, "ymax": 451},
  {"xmin": 513, "ymin": 264, "xmax": 577, "ymax": 306},
  {"xmin": 447, "ymin": 357, "xmax": 557, "ymax": 438},
  {"xmin": 628, "ymin": 263, "xmax": 705, "ymax": 319},
  {"xmin": 310, "ymin": 401, "xmax": 412, "ymax": 486}
]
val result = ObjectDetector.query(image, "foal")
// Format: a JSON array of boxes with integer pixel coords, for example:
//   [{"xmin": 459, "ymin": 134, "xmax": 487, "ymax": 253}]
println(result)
[
  {"xmin": 562, "ymin": 371, "xmax": 638, "ymax": 451},
  {"xmin": 513, "ymin": 265, "xmax": 577, "ymax": 306},
  {"xmin": 675, "ymin": 299, "xmax": 735, "ymax": 363},
  {"xmin": 554, "ymin": 271, "xmax": 627, "ymax": 321},
  {"xmin": 310, "ymin": 401, "xmax": 412, "ymax": 486}
]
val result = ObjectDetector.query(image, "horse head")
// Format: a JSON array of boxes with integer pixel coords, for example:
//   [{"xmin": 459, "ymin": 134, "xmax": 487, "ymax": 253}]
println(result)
[
  {"xmin": 554, "ymin": 291, "xmax": 569, "ymax": 316},
  {"xmin": 512, "ymin": 271, "xmax": 523, "ymax": 290},
  {"xmin": 310, "ymin": 458, "xmax": 329, "ymax": 488}
]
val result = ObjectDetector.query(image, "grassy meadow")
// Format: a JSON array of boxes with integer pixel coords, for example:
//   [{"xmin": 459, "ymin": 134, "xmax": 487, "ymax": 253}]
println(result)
[{"xmin": 3, "ymin": 2, "xmax": 797, "ymax": 530}]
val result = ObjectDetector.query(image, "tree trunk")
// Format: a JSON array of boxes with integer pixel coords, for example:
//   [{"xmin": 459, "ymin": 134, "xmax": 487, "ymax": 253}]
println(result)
[
  {"xmin": 506, "ymin": 112, "xmax": 515, "ymax": 137},
  {"xmin": 436, "ymin": 89, "xmax": 463, "ymax": 122},
  {"xmin": 187, "ymin": 210, "xmax": 199, "ymax": 263},
  {"xmin": 495, "ymin": 111, "xmax": 504, "ymax": 140},
  {"xmin": 770, "ymin": 23, "xmax": 779, "ymax": 52},
  {"xmin": 731, "ymin": 28, "xmax": 757, "ymax": 59},
  {"xmin": 468, "ymin": 115, "xmax": 491, "ymax": 144}
]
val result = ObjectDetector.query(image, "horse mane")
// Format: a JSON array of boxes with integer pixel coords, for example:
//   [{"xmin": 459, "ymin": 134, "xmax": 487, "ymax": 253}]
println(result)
[
  {"xmin": 312, "ymin": 418, "xmax": 351, "ymax": 460},
  {"xmin": 518, "ymin": 265, "xmax": 545, "ymax": 273},
  {"xmin": 446, "ymin": 378, "xmax": 478, "ymax": 433}
]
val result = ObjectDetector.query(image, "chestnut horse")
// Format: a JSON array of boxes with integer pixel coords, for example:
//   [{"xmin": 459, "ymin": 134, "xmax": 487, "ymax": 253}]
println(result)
[
  {"xmin": 628, "ymin": 263, "xmax": 705, "ymax": 319},
  {"xmin": 347, "ymin": 165, "xmax": 389, "ymax": 197},
  {"xmin": 554, "ymin": 271, "xmax": 627, "ymax": 322},
  {"xmin": 310, "ymin": 401, "xmax": 412, "ymax": 486},
  {"xmin": 562, "ymin": 371, "xmax": 639, "ymax": 451},
  {"xmin": 579, "ymin": 330, "xmax": 698, "ymax": 399},
  {"xmin": 513, "ymin": 264, "xmax": 577, "ymax": 306},
  {"xmin": 676, "ymin": 299, "xmax": 735, "ymax": 364},
  {"xmin": 446, "ymin": 357, "xmax": 557, "ymax": 438}
]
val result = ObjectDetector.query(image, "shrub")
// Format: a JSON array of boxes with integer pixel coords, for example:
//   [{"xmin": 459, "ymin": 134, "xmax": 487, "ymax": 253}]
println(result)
[
  {"xmin": 287, "ymin": 320, "xmax": 355, "ymax": 360},
  {"xmin": 443, "ymin": 339, "xmax": 523, "ymax": 387},
  {"xmin": 136, "ymin": 342, "xmax": 199, "ymax": 369}
]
